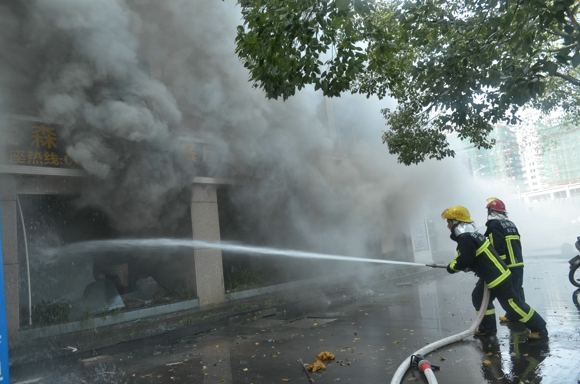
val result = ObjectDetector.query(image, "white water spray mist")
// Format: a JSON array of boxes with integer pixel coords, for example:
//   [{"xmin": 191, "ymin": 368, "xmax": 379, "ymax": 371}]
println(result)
[{"xmin": 42, "ymin": 238, "xmax": 430, "ymax": 268}]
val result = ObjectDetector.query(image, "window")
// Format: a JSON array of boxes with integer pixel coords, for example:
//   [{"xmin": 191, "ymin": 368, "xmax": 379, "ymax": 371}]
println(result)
[{"xmin": 554, "ymin": 191, "xmax": 567, "ymax": 199}]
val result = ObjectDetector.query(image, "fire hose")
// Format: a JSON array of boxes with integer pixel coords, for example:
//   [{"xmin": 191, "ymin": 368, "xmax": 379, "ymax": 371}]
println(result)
[{"xmin": 389, "ymin": 265, "xmax": 491, "ymax": 384}]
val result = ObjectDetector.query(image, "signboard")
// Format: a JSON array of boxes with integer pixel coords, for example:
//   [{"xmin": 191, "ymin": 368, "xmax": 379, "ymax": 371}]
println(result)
[
  {"xmin": 0, "ymin": 204, "xmax": 11, "ymax": 382},
  {"xmin": 0, "ymin": 118, "xmax": 225, "ymax": 178},
  {"xmin": 411, "ymin": 221, "xmax": 430, "ymax": 252},
  {"xmin": 180, "ymin": 140, "xmax": 222, "ymax": 178},
  {"xmin": 410, "ymin": 219, "xmax": 433, "ymax": 264},
  {"xmin": 0, "ymin": 119, "xmax": 78, "ymax": 170}
]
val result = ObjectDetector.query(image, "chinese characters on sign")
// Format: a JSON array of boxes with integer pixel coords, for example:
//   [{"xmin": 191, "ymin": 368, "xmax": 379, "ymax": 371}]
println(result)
[
  {"xmin": 1, "ymin": 121, "xmax": 78, "ymax": 169},
  {"xmin": 181, "ymin": 142, "xmax": 215, "ymax": 164},
  {"xmin": 31, "ymin": 124, "xmax": 56, "ymax": 148},
  {"xmin": 9, "ymin": 149, "xmax": 76, "ymax": 167},
  {"xmin": 1, "ymin": 120, "xmax": 222, "ymax": 177},
  {"xmin": 181, "ymin": 141, "xmax": 219, "ymax": 177}
]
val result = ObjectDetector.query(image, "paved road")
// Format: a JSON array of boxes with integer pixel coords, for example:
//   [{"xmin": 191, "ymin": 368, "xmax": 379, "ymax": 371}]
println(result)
[{"xmin": 11, "ymin": 253, "xmax": 580, "ymax": 384}]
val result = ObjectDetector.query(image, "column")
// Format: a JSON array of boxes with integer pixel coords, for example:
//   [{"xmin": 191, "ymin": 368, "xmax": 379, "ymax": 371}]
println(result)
[
  {"xmin": 191, "ymin": 184, "xmax": 225, "ymax": 306},
  {"xmin": 0, "ymin": 175, "xmax": 19, "ymax": 345}
]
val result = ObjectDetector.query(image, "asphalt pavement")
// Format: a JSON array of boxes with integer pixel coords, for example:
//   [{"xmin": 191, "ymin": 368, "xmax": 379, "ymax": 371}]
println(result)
[{"xmin": 10, "ymin": 253, "xmax": 580, "ymax": 384}]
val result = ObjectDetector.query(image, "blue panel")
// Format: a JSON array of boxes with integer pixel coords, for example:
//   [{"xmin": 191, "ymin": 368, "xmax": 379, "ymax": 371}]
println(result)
[{"xmin": 0, "ymin": 204, "xmax": 11, "ymax": 382}]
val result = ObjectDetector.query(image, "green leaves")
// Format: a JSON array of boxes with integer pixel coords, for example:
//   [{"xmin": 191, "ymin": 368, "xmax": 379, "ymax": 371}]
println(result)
[
  {"xmin": 335, "ymin": 0, "xmax": 351, "ymax": 11},
  {"xmin": 235, "ymin": 0, "xmax": 580, "ymax": 165},
  {"xmin": 543, "ymin": 62, "xmax": 559, "ymax": 76},
  {"xmin": 572, "ymin": 53, "xmax": 580, "ymax": 68},
  {"xmin": 235, "ymin": 0, "xmax": 381, "ymax": 100}
]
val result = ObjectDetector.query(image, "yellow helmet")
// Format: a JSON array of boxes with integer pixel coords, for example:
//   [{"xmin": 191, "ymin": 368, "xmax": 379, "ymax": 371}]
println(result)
[{"xmin": 441, "ymin": 206, "xmax": 473, "ymax": 223}]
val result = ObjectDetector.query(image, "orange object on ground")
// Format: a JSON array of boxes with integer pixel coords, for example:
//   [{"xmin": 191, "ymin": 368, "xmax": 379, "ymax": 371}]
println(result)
[
  {"xmin": 317, "ymin": 351, "xmax": 335, "ymax": 361},
  {"xmin": 306, "ymin": 359, "xmax": 326, "ymax": 372}
]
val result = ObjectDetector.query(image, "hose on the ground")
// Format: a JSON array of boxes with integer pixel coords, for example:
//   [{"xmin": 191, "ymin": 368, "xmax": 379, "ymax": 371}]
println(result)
[
  {"xmin": 424, "ymin": 368, "xmax": 437, "ymax": 384},
  {"xmin": 389, "ymin": 284, "xmax": 490, "ymax": 384}
]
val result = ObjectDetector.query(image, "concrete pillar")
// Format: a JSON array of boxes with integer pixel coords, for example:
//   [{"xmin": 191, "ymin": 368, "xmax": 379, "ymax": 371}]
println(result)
[
  {"xmin": 0, "ymin": 176, "xmax": 19, "ymax": 345},
  {"xmin": 191, "ymin": 184, "xmax": 225, "ymax": 306}
]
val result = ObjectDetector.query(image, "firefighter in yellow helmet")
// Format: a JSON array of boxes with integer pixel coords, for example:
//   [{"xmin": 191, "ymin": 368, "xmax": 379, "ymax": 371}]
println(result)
[
  {"xmin": 441, "ymin": 206, "xmax": 547, "ymax": 339},
  {"xmin": 484, "ymin": 197, "xmax": 525, "ymax": 323}
]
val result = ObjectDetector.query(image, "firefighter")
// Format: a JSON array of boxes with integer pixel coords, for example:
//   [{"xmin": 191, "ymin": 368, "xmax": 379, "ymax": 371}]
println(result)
[
  {"xmin": 441, "ymin": 206, "xmax": 548, "ymax": 339},
  {"xmin": 484, "ymin": 197, "xmax": 525, "ymax": 322}
]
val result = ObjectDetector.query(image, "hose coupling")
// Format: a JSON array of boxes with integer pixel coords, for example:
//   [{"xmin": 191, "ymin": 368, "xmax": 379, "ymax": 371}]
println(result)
[{"xmin": 410, "ymin": 354, "xmax": 440, "ymax": 371}]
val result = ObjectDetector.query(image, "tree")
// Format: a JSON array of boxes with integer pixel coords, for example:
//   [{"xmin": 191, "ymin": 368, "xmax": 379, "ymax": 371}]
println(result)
[{"xmin": 235, "ymin": 0, "xmax": 580, "ymax": 165}]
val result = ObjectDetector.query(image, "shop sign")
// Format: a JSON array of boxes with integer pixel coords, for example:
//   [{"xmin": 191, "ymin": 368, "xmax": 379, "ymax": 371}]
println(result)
[
  {"xmin": 0, "ymin": 118, "xmax": 224, "ymax": 178},
  {"xmin": 0, "ymin": 119, "xmax": 78, "ymax": 169},
  {"xmin": 180, "ymin": 140, "xmax": 220, "ymax": 177}
]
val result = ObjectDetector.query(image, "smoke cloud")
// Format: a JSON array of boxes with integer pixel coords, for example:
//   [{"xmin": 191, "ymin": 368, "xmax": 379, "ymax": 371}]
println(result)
[{"xmin": 0, "ymin": 0, "xmax": 496, "ymax": 257}]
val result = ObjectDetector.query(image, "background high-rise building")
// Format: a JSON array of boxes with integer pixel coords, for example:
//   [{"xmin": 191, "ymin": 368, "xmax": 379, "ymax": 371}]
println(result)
[
  {"xmin": 536, "ymin": 122, "xmax": 580, "ymax": 187},
  {"xmin": 452, "ymin": 125, "xmax": 524, "ymax": 190},
  {"xmin": 453, "ymin": 120, "xmax": 580, "ymax": 195}
]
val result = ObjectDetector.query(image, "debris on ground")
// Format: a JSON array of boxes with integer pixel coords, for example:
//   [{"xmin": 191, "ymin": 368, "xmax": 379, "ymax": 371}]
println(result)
[
  {"xmin": 304, "ymin": 350, "xmax": 336, "ymax": 372},
  {"xmin": 307, "ymin": 359, "xmax": 326, "ymax": 372},
  {"xmin": 317, "ymin": 351, "xmax": 335, "ymax": 361},
  {"xmin": 298, "ymin": 359, "xmax": 315, "ymax": 384}
]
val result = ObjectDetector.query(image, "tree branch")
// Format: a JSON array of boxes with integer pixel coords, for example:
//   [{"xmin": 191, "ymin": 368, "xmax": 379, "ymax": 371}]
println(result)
[
  {"xmin": 549, "ymin": 28, "xmax": 569, "ymax": 38},
  {"xmin": 555, "ymin": 71, "xmax": 580, "ymax": 87},
  {"xmin": 565, "ymin": 6, "xmax": 580, "ymax": 29},
  {"xmin": 540, "ymin": 43, "xmax": 579, "ymax": 53}
]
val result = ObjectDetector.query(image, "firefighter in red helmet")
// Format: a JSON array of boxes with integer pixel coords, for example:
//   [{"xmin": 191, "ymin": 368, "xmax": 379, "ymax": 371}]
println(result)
[
  {"xmin": 484, "ymin": 197, "xmax": 525, "ymax": 322},
  {"xmin": 441, "ymin": 205, "xmax": 547, "ymax": 339}
]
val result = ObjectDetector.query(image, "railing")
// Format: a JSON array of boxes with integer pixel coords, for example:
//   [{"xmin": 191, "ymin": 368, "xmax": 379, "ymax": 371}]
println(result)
[{"xmin": 512, "ymin": 182, "xmax": 580, "ymax": 203}]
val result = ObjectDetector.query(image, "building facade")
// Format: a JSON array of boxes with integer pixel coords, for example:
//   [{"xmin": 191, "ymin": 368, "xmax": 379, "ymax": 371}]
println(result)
[
  {"xmin": 536, "ymin": 122, "xmax": 580, "ymax": 186},
  {"xmin": 0, "ymin": 119, "xmax": 230, "ymax": 345},
  {"xmin": 454, "ymin": 119, "xmax": 580, "ymax": 196},
  {"xmin": 453, "ymin": 125, "xmax": 525, "ymax": 189}
]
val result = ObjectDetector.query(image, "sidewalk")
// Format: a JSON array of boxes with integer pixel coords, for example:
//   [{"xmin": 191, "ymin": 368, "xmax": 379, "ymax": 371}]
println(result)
[
  {"xmin": 10, "ymin": 263, "xmax": 427, "ymax": 377},
  {"xmin": 11, "ymin": 255, "xmax": 580, "ymax": 383}
]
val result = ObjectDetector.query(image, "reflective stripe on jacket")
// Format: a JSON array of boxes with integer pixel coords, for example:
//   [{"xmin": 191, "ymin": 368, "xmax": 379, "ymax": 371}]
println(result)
[
  {"xmin": 447, "ymin": 231, "xmax": 511, "ymax": 288},
  {"xmin": 484, "ymin": 219, "xmax": 524, "ymax": 268}
]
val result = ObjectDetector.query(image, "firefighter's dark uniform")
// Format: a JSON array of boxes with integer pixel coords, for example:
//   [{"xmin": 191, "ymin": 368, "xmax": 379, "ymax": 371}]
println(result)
[
  {"xmin": 485, "ymin": 218, "xmax": 525, "ymax": 301},
  {"xmin": 447, "ymin": 230, "xmax": 546, "ymax": 334}
]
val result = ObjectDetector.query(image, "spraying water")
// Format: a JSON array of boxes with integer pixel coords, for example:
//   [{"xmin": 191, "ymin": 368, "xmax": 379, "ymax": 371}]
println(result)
[{"xmin": 42, "ymin": 238, "xmax": 430, "ymax": 267}]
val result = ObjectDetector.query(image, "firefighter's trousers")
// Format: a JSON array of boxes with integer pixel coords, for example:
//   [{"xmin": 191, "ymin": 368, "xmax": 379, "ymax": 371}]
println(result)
[
  {"xmin": 472, "ymin": 278, "xmax": 546, "ymax": 333},
  {"xmin": 509, "ymin": 267, "xmax": 525, "ymax": 301}
]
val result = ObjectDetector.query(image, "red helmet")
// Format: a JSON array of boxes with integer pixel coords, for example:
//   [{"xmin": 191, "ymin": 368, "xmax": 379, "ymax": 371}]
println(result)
[{"xmin": 486, "ymin": 197, "xmax": 506, "ymax": 212}]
